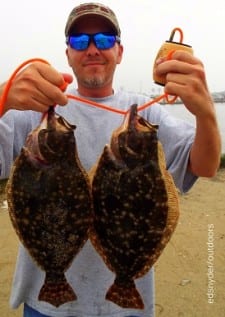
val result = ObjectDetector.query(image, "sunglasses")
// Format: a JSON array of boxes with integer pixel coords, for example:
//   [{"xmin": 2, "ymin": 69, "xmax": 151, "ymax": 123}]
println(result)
[{"xmin": 66, "ymin": 32, "xmax": 121, "ymax": 51}]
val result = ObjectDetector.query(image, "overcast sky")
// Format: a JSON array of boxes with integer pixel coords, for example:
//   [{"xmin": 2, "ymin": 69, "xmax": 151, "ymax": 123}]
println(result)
[{"xmin": 1, "ymin": 0, "xmax": 225, "ymax": 94}]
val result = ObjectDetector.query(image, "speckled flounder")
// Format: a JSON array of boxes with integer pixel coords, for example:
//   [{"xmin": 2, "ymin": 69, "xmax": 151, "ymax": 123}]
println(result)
[
  {"xmin": 7, "ymin": 107, "xmax": 93, "ymax": 307},
  {"xmin": 89, "ymin": 104, "xmax": 179, "ymax": 309}
]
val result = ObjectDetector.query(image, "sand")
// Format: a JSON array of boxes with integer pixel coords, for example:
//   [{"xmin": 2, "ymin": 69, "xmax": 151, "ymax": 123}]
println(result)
[{"xmin": 0, "ymin": 170, "xmax": 224, "ymax": 317}]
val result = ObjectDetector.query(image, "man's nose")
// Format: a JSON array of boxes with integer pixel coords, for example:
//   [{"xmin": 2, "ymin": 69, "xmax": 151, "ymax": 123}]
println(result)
[{"xmin": 86, "ymin": 41, "xmax": 100, "ymax": 55}]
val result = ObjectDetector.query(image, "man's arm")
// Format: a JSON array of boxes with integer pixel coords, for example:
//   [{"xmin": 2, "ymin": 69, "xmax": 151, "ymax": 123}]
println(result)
[
  {"xmin": 154, "ymin": 50, "xmax": 221, "ymax": 177},
  {"xmin": 189, "ymin": 111, "xmax": 221, "ymax": 177}
]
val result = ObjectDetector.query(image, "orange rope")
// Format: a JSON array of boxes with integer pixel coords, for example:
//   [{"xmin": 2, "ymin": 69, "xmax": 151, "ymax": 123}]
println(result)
[
  {"xmin": 0, "ymin": 58, "xmax": 50, "ymax": 117},
  {"xmin": 0, "ymin": 49, "xmax": 179, "ymax": 117},
  {"xmin": 169, "ymin": 27, "xmax": 183, "ymax": 43},
  {"xmin": 66, "ymin": 93, "xmax": 128, "ymax": 115}
]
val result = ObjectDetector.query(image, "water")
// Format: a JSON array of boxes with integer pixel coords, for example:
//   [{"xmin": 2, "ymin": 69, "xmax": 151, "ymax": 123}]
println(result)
[{"xmin": 164, "ymin": 103, "xmax": 225, "ymax": 153}]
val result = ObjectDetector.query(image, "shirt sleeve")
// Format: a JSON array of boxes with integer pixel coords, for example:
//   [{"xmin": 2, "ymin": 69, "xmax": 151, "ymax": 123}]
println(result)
[
  {"xmin": 144, "ymin": 104, "xmax": 198, "ymax": 193},
  {"xmin": 0, "ymin": 110, "xmax": 41, "ymax": 179}
]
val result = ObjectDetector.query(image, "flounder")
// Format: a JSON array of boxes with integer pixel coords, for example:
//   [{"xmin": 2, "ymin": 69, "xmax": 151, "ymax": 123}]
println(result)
[
  {"xmin": 7, "ymin": 107, "xmax": 93, "ymax": 307},
  {"xmin": 89, "ymin": 104, "xmax": 179, "ymax": 309}
]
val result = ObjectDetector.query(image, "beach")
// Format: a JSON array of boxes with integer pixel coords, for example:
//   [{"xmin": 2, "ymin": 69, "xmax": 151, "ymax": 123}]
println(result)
[{"xmin": 0, "ymin": 170, "xmax": 224, "ymax": 317}]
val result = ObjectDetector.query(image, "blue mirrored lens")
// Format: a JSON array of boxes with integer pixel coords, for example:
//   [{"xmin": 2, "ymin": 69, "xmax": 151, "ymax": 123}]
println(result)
[
  {"xmin": 94, "ymin": 33, "xmax": 116, "ymax": 49},
  {"xmin": 69, "ymin": 34, "xmax": 89, "ymax": 50},
  {"xmin": 68, "ymin": 33, "xmax": 118, "ymax": 51}
]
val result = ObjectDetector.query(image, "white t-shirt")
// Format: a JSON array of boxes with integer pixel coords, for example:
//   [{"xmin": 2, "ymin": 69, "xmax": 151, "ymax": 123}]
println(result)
[{"xmin": 0, "ymin": 89, "xmax": 197, "ymax": 317}]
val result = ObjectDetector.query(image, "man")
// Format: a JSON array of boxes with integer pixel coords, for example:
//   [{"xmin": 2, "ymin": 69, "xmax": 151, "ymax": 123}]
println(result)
[{"xmin": 0, "ymin": 2, "xmax": 221, "ymax": 317}]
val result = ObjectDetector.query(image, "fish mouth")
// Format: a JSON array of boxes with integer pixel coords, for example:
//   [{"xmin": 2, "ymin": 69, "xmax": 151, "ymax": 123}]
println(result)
[
  {"xmin": 25, "ymin": 107, "xmax": 76, "ymax": 164},
  {"xmin": 39, "ymin": 107, "xmax": 76, "ymax": 161},
  {"xmin": 113, "ymin": 103, "xmax": 152, "ymax": 135},
  {"xmin": 110, "ymin": 104, "xmax": 158, "ymax": 163},
  {"xmin": 25, "ymin": 110, "xmax": 49, "ymax": 163},
  {"xmin": 125, "ymin": 104, "xmax": 156, "ymax": 133},
  {"xmin": 46, "ymin": 107, "xmax": 75, "ymax": 134}
]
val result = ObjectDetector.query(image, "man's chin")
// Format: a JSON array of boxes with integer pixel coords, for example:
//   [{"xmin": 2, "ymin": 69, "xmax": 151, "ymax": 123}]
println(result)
[{"xmin": 83, "ymin": 77, "xmax": 105, "ymax": 88}]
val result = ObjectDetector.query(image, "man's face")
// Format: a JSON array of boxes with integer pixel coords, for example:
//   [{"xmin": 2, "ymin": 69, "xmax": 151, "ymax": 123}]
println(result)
[{"xmin": 66, "ymin": 16, "xmax": 123, "ymax": 94}]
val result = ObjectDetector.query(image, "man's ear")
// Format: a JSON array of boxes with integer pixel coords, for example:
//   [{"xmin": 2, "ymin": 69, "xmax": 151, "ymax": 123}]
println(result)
[
  {"xmin": 117, "ymin": 44, "xmax": 124, "ymax": 64},
  {"xmin": 65, "ymin": 48, "xmax": 72, "ymax": 67}
]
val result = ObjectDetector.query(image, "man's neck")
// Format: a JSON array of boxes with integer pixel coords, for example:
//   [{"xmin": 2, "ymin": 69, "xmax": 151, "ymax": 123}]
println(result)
[{"xmin": 77, "ymin": 85, "xmax": 114, "ymax": 99}]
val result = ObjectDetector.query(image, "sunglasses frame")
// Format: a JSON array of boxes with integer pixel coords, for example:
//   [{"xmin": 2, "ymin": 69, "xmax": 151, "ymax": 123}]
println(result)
[{"xmin": 66, "ymin": 32, "xmax": 121, "ymax": 51}]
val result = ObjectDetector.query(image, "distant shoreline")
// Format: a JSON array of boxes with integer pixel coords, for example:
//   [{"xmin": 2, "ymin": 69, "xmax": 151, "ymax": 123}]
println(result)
[{"xmin": 150, "ymin": 96, "xmax": 225, "ymax": 105}]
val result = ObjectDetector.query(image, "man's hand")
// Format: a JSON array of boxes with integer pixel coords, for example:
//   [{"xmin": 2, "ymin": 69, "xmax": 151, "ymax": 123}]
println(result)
[
  {"xmin": 0, "ymin": 62, "xmax": 73, "ymax": 115},
  {"xmin": 154, "ymin": 50, "xmax": 221, "ymax": 177}
]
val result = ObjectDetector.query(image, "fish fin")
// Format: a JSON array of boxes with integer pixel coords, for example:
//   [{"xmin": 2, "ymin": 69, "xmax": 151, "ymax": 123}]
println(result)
[
  {"xmin": 38, "ymin": 275, "xmax": 77, "ymax": 307},
  {"xmin": 106, "ymin": 279, "xmax": 144, "ymax": 309}
]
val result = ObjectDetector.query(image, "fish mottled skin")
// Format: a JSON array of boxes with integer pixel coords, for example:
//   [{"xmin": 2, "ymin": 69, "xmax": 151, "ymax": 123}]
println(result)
[
  {"xmin": 89, "ymin": 104, "xmax": 179, "ymax": 309},
  {"xmin": 7, "ymin": 107, "xmax": 93, "ymax": 307}
]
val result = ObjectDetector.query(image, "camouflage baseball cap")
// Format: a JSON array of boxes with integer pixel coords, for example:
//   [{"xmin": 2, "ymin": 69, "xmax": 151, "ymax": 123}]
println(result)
[{"xmin": 65, "ymin": 2, "xmax": 121, "ymax": 37}]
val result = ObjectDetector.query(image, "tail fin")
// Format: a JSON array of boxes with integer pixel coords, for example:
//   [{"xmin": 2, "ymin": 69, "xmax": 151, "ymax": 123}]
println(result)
[
  {"xmin": 38, "ymin": 273, "xmax": 77, "ymax": 307},
  {"xmin": 105, "ymin": 279, "xmax": 144, "ymax": 309}
]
